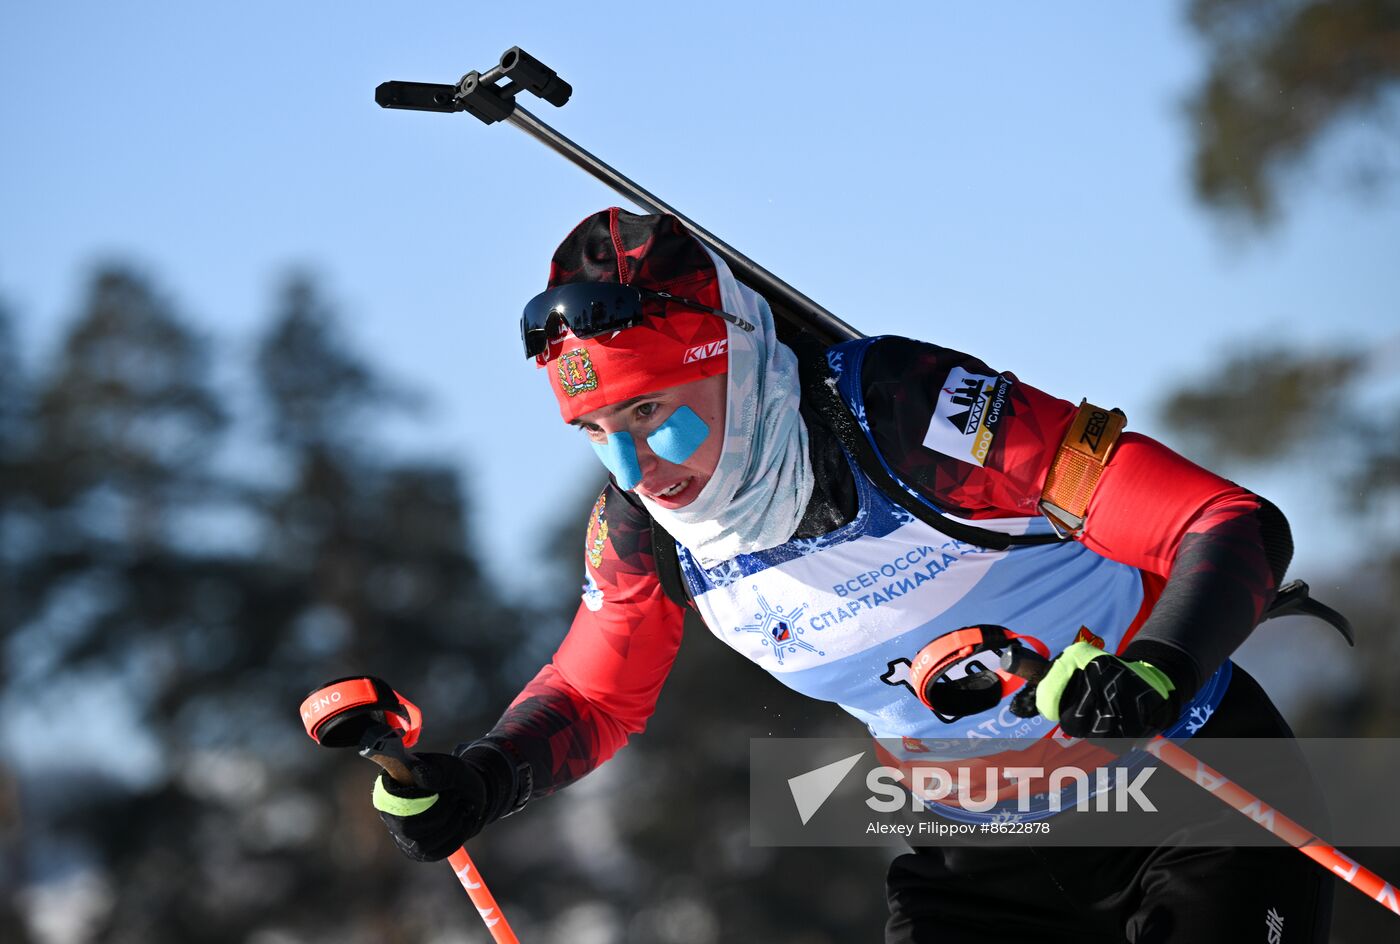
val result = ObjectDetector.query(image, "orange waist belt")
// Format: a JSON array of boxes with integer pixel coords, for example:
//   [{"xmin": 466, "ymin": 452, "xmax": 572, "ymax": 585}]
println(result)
[{"xmin": 1039, "ymin": 400, "xmax": 1127, "ymax": 538}]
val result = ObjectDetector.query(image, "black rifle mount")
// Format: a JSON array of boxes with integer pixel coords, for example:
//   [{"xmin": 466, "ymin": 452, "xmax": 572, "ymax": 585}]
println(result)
[
  {"xmin": 375, "ymin": 46, "xmax": 570, "ymax": 123},
  {"xmin": 374, "ymin": 46, "xmax": 862, "ymax": 346}
]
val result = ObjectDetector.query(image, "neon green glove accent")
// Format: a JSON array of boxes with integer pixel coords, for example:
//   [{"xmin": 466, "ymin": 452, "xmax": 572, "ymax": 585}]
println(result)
[
  {"xmin": 1034, "ymin": 641, "xmax": 1174, "ymax": 723},
  {"xmin": 372, "ymin": 775, "xmax": 439, "ymax": 817}
]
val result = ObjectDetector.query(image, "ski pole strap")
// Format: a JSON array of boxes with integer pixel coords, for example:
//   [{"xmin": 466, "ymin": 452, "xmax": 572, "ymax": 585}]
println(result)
[
  {"xmin": 909, "ymin": 625, "xmax": 1051, "ymax": 722},
  {"xmin": 299, "ymin": 676, "xmax": 424, "ymax": 749},
  {"xmin": 1039, "ymin": 400, "xmax": 1127, "ymax": 538}
]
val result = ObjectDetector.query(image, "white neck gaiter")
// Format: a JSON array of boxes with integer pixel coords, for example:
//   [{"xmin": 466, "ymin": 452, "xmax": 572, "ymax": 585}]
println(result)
[{"xmin": 638, "ymin": 248, "xmax": 814, "ymax": 568}]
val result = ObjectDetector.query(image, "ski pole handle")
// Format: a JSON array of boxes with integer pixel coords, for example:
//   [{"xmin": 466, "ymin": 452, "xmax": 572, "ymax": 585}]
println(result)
[
  {"xmin": 299, "ymin": 678, "xmax": 525, "ymax": 942},
  {"xmin": 359, "ymin": 728, "xmax": 523, "ymax": 944},
  {"xmin": 358, "ymin": 722, "xmax": 418, "ymax": 785},
  {"xmin": 1000, "ymin": 642, "xmax": 1052, "ymax": 685},
  {"xmin": 1000, "ymin": 642, "xmax": 1051, "ymax": 719}
]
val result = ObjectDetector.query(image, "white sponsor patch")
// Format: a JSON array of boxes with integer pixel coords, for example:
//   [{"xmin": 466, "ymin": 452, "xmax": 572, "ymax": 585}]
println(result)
[
  {"xmin": 922, "ymin": 366, "xmax": 1010, "ymax": 467},
  {"xmin": 683, "ymin": 339, "xmax": 728, "ymax": 363}
]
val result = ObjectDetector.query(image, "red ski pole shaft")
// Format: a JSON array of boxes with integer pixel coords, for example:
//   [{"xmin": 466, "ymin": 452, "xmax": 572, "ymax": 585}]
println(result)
[
  {"xmin": 368, "ymin": 752, "xmax": 522, "ymax": 943},
  {"xmin": 1145, "ymin": 737, "xmax": 1400, "ymax": 917},
  {"xmin": 446, "ymin": 848, "xmax": 520, "ymax": 944},
  {"xmin": 999, "ymin": 645, "xmax": 1400, "ymax": 917}
]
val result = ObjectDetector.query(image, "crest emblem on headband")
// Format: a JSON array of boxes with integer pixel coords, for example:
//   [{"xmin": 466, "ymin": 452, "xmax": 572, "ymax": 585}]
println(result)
[{"xmin": 558, "ymin": 348, "xmax": 599, "ymax": 397}]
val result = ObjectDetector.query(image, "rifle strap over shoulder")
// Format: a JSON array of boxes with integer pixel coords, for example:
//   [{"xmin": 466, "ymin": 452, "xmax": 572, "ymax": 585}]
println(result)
[
  {"xmin": 650, "ymin": 516, "xmax": 694, "ymax": 611},
  {"xmin": 647, "ymin": 335, "xmax": 1068, "ymax": 612},
  {"xmin": 790, "ymin": 335, "xmax": 1064, "ymax": 552}
]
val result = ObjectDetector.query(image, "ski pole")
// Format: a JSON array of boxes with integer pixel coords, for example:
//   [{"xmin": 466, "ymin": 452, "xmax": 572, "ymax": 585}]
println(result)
[
  {"xmin": 373, "ymin": 46, "xmax": 862, "ymax": 346},
  {"xmin": 1000, "ymin": 646, "xmax": 1400, "ymax": 917},
  {"xmin": 299, "ymin": 676, "xmax": 522, "ymax": 943}
]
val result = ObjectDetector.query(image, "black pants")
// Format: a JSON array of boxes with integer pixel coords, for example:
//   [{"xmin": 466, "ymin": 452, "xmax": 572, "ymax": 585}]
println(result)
[{"xmin": 885, "ymin": 668, "xmax": 1333, "ymax": 943}]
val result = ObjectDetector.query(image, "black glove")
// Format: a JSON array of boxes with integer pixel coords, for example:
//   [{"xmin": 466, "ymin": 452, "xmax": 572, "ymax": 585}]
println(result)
[
  {"xmin": 1029, "ymin": 642, "xmax": 1180, "ymax": 740},
  {"xmin": 372, "ymin": 742, "xmax": 528, "ymax": 862}
]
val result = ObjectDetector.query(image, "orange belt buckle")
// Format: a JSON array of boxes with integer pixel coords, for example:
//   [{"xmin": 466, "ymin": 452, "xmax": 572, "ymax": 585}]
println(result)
[{"xmin": 1039, "ymin": 400, "xmax": 1126, "ymax": 538}]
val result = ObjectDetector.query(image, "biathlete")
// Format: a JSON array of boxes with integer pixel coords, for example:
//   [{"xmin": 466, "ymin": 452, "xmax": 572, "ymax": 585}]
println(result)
[{"xmin": 369, "ymin": 208, "xmax": 1332, "ymax": 942}]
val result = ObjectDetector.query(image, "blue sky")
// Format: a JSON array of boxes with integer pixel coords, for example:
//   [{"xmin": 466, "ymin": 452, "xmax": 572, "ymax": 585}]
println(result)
[{"xmin": 3, "ymin": 1, "xmax": 1397, "ymax": 597}]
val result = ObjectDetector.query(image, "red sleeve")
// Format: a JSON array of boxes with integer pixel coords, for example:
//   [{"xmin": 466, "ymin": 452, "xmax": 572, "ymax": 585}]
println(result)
[
  {"xmin": 481, "ymin": 485, "xmax": 686, "ymax": 797},
  {"xmin": 1080, "ymin": 432, "xmax": 1266, "ymax": 581},
  {"xmin": 863, "ymin": 336, "xmax": 1288, "ymax": 698},
  {"xmin": 1084, "ymin": 433, "xmax": 1286, "ymax": 696}
]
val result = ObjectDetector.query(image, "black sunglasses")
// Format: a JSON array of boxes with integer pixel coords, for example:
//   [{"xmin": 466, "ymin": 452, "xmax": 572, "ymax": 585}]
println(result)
[{"xmin": 521, "ymin": 282, "xmax": 755, "ymax": 359}]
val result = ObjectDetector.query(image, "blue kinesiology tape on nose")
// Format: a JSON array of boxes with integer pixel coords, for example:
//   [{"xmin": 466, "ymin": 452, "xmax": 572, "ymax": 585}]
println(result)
[
  {"xmin": 591, "ymin": 431, "xmax": 642, "ymax": 491},
  {"xmin": 647, "ymin": 406, "xmax": 710, "ymax": 465}
]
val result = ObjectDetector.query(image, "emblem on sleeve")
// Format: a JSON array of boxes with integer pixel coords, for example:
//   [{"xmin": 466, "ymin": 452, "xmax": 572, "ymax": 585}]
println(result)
[
  {"xmin": 921, "ymin": 367, "xmax": 1012, "ymax": 467},
  {"xmin": 586, "ymin": 493, "xmax": 608, "ymax": 568}
]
